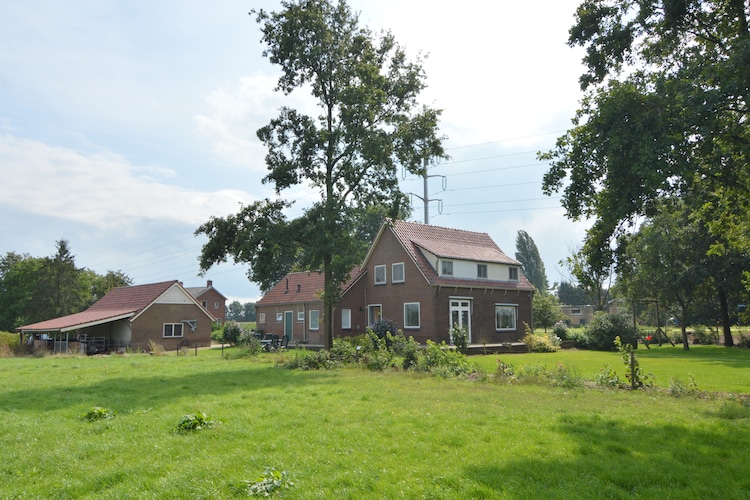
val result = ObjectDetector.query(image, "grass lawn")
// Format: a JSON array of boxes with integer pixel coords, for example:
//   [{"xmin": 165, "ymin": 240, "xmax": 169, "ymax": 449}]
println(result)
[{"xmin": 1, "ymin": 347, "xmax": 749, "ymax": 498}]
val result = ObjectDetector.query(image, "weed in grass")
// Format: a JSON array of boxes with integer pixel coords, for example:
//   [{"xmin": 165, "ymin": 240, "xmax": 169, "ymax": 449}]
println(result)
[
  {"xmin": 175, "ymin": 411, "xmax": 216, "ymax": 432},
  {"xmin": 668, "ymin": 375, "xmax": 702, "ymax": 398},
  {"xmin": 244, "ymin": 468, "xmax": 294, "ymax": 497},
  {"xmin": 713, "ymin": 399, "xmax": 750, "ymax": 420},
  {"xmin": 80, "ymin": 406, "xmax": 114, "ymax": 422},
  {"xmin": 595, "ymin": 364, "xmax": 624, "ymax": 389}
]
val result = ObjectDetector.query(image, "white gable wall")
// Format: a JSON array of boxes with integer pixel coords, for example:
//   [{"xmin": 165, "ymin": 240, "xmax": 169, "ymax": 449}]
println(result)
[
  {"xmin": 418, "ymin": 248, "xmax": 517, "ymax": 281},
  {"xmin": 156, "ymin": 285, "xmax": 196, "ymax": 305}
]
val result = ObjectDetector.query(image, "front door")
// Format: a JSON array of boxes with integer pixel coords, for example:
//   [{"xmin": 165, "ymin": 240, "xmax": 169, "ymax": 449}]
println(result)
[
  {"xmin": 284, "ymin": 311, "xmax": 293, "ymax": 340},
  {"xmin": 450, "ymin": 299, "xmax": 472, "ymax": 343}
]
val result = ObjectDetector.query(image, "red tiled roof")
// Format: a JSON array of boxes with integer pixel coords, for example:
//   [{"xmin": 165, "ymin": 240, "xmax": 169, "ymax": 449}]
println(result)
[
  {"xmin": 387, "ymin": 219, "xmax": 534, "ymax": 290},
  {"xmin": 257, "ymin": 267, "xmax": 364, "ymax": 306},
  {"xmin": 18, "ymin": 280, "xmax": 178, "ymax": 333}
]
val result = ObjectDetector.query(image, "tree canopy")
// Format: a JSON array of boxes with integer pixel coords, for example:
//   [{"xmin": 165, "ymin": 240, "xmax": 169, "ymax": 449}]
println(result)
[
  {"xmin": 197, "ymin": 0, "xmax": 447, "ymax": 348},
  {"xmin": 0, "ymin": 240, "xmax": 132, "ymax": 331},
  {"xmin": 515, "ymin": 230, "xmax": 548, "ymax": 293},
  {"xmin": 540, "ymin": 0, "xmax": 750, "ymax": 272}
]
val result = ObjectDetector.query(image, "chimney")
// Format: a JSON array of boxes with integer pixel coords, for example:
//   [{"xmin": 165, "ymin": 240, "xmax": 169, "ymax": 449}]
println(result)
[{"xmin": 207, "ymin": 280, "xmax": 213, "ymax": 287}]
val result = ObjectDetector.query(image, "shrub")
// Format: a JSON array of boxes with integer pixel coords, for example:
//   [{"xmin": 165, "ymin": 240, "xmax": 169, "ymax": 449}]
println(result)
[
  {"xmin": 221, "ymin": 321, "xmax": 244, "ymax": 345},
  {"xmin": 668, "ymin": 376, "xmax": 701, "ymax": 397},
  {"xmin": 283, "ymin": 350, "xmax": 339, "ymax": 370},
  {"xmin": 175, "ymin": 411, "xmax": 215, "ymax": 432},
  {"xmin": 148, "ymin": 339, "xmax": 165, "ymax": 356},
  {"xmin": 692, "ymin": 325, "xmax": 718, "ymax": 345},
  {"xmin": 449, "ymin": 323, "xmax": 468, "ymax": 349},
  {"xmin": 0, "ymin": 332, "xmax": 20, "ymax": 357},
  {"xmin": 615, "ymin": 336, "xmax": 653, "ymax": 389},
  {"xmin": 371, "ymin": 318, "xmax": 398, "ymax": 339},
  {"xmin": 584, "ymin": 312, "xmax": 638, "ymax": 351},
  {"xmin": 236, "ymin": 332, "xmax": 262, "ymax": 354},
  {"xmin": 552, "ymin": 321, "xmax": 570, "ymax": 341},
  {"xmin": 523, "ymin": 332, "xmax": 560, "ymax": 352},
  {"xmin": 417, "ymin": 340, "xmax": 479, "ymax": 378},
  {"xmin": 596, "ymin": 364, "xmax": 623, "ymax": 388}
]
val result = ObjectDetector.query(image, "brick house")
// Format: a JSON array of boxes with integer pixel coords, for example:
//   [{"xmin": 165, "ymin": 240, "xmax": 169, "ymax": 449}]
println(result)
[
  {"xmin": 255, "ymin": 269, "xmax": 363, "ymax": 345},
  {"xmin": 185, "ymin": 279, "xmax": 227, "ymax": 325},
  {"xmin": 17, "ymin": 280, "xmax": 214, "ymax": 353},
  {"xmin": 255, "ymin": 219, "xmax": 534, "ymax": 345}
]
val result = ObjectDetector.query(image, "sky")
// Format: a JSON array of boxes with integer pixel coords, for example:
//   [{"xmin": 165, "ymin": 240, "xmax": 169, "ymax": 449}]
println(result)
[{"xmin": 0, "ymin": 0, "xmax": 590, "ymax": 305}]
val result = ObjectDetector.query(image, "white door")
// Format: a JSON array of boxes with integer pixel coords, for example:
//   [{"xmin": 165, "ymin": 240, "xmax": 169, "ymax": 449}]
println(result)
[{"xmin": 450, "ymin": 299, "xmax": 472, "ymax": 343}]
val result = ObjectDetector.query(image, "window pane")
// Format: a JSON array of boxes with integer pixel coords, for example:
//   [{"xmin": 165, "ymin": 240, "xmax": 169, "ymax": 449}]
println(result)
[
  {"xmin": 164, "ymin": 324, "xmax": 173, "ymax": 337},
  {"xmin": 374, "ymin": 265, "xmax": 386, "ymax": 284},
  {"xmin": 495, "ymin": 306, "xmax": 517, "ymax": 330},
  {"xmin": 442, "ymin": 260, "xmax": 453, "ymax": 275},
  {"xmin": 342, "ymin": 309, "xmax": 351, "ymax": 329},
  {"xmin": 404, "ymin": 303, "xmax": 420, "ymax": 328},
  {"xmin": 477, "ymin": 264, "xmax": 487, "ymax": 278},
  {"xmin": 174, "ymin": 324, "xmax": 183, "ymax": 337},
  {"xmin": 310, "ymin": 310, "xmax": 320, "ymax": 330},
  {"xmin": 392, "ymin": 263, "xmax": 404, "ymax": 283}
]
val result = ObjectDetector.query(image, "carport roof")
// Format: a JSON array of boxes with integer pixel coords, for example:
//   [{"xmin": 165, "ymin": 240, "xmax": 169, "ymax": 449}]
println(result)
[{"xmin": 17, "ymin": 280, "xmax": 178, "ymax": 333}]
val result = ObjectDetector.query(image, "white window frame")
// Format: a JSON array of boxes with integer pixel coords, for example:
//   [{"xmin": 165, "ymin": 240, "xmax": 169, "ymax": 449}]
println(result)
[
  {"xmin": 214, "ymin": 301, "xmax": 219, "ymax": 309},
  {"xmin": 163, "ymin": 323, "xmax": 184, "ymax": 338},
  {"xmin": 298, "ymin": 311, "xmax": 305, "ymax": 322},
  {"xmin": 276, "ymin": 312, "xmax": 283, "ymax": 322},
  {"xmin": 367, "ymin": 304, "xmax": 382, "ymax": 327},
  {"xmin": 403, "ymin": 302, "xmax": 420, "ymax": 329},
  {"xmin": 495, "ymin": 304, "xmax": 518, "ymax": 331},
  {"xmin": 309, "ymin": 310, "xmax": 320, "ymax": 330},
  {"xmin": 477, "ymin": 264, "xmax": 488, "ymax": 279},
  {"xmin": 441, "ymin": 260, "xmax": 454, "ymax": 276},
  {"xmin": 374, "ymin": 264, "xmax": 386, "ymax": 285},
  {"xmin": 509, "ymin": 267, "xmax": 519, "ymax": 281},
  {"xmin": 258, "ymin": 313, "xmax": 266, "ymax": 323},
  {"xmin": 570, "ymin": 308, "xmax": 582, "ymax": 315},
  {"xmin": 341, "ymin": 308, "xmax": 352, "ymax": 330},
  {"xmin": 392, "ymin": 262, "xmax": 405, "ymax": 283}
]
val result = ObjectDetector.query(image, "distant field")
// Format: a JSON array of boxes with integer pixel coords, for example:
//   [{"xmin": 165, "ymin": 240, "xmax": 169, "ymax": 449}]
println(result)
[{"xmin": 1, "ymin": 346, "xmax": 749, "ymax": 498}]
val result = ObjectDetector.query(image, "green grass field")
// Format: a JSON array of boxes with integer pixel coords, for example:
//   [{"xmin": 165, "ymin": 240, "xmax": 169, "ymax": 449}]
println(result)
[{"xmin": 1, "ymin": 346, "xmax": 749, "ymax": 498}]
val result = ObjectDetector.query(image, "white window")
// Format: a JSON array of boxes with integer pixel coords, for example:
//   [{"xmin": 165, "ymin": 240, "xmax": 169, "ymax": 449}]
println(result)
[
  {"xmin": 368, "ymin": 304, "xmax": 382, "ymax": 327},
  {"xmin": 404, "ymin": 302, "xmax": 420, "ymax": 329},
  {"xmin": 477, "ymin": 264, "xmax": 488, "ymax": 278},
  {"xmin": 309, "ymin": 310, "xmax": 320, "ymax": 330},
  {"xmin": 258, "ymin": 313, "xmax": 266, "ymax": 323},
  {"xmin": 570, "ymin": 308, "xmax": 582, "ymax": 315},
  {"xmin": 341, "ymin": 309, "xmax": 352, "ymax": 329},
  {"xmin": 214, "ymin": 302, "xmax": 219, "ymax": 309},
  {"xmin": 276, "ymin": 313, "xmax": 283, "ymax": 322},
  {"xmin": 163, "ymin": 323, "xmax": 183, "ymax": 338},
  {"xmin": 374, "ymin": 265, "xmax": 386, "ymax": 285},
  {"xmin": 495, "ymin": 304, "xmax": 517, "ymax": 331},
  {"xmin": 202, "ymin": 300, "xmax": 208, "ymax": 309},
  {"xmin": 509, "ymin": 267, "xmax": 519, "ymax": 281},
  {"xmin": 298, "ymin": 311, "xmax": 305, "ymax": 322},
  {"xmin": 392, "ymin": 262, "xmax": 405, "ymax": 283},
  {"xmin": 441, "ymin": 260, "xmax": 453, "ymax": 276}
]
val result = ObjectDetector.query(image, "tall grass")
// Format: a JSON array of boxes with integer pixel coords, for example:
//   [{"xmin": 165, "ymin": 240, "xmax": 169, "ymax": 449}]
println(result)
[{"xmin": 0, "ymin": 348, "xmax": 749, "ymax": 498}]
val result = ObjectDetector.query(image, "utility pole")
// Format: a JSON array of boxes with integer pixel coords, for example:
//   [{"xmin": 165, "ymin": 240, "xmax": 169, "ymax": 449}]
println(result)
[{"xmin": 409, "ymin": 158, "xmax": 445, "ymax": 224}]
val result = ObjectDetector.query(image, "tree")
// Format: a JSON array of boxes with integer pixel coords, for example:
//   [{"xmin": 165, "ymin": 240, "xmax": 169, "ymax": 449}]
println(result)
[
  {"xmin": 515, "ymin": 230, "xmax": 548, "ymax": 293},
  {"xmin": 0, "ymin": 252, "xmax": 42, "ymax": 330},
  {"xmin": 227, "ymin": 301, "xmax": 245, "ymax": 322},
  {"xmin": 532, "ymin": 292, "xmax": 562, "ymax": 332},
  {"xmin": 540, "ymin": 1, "xmax": 750, "ymax": 303},
  {"xmin": 198, "ymin": 0, "xmax": 447, "ymax": 349},
  {"xmin": 557, "ymin": 281, "xmax": 591, "ymax": 305},
  {"xmin": 38, "ymin": 240, "xmax": 89, "ymax": 320},
  {"xmin": 562, "ymin": 248, "xmax": 612, "ymax": 311},
  {"xmin": 618, "ymin": 200, "xmax": 713, "ymax": 350}
]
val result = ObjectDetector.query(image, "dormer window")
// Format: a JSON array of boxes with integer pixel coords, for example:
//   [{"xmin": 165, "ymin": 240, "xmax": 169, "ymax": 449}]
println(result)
[
  {"xmin": 477, "ymin": 264, "xmax": 488, "ymax": 279},
  {"xmin": 441, "ymin": 260, "xmax": 453, "ymax": 276},
  {"xmin": 509, "ymin": 267, "xmax": 519, "ymax": 281}
]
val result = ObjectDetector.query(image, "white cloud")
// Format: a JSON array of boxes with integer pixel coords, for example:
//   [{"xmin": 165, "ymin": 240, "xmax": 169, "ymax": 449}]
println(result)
[{"xmin": 0, "ymin": 134, "xmax": 255, "ymax": 229}]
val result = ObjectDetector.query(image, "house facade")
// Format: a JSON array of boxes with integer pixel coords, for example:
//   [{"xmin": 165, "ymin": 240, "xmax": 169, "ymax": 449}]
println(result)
[
  {"xmin": 337, "ymin": 219, "xmax": 535, "ymax": 344},
  {"xmin": 185, "ymin": 279, "xmax": 227, "ymax": 325},
  {"xmin": 255, "ymin": 220, "xmax": 535, "ymax": 345},
  {"xmin": 560, "ymin": 300, "xmax": 622, "ymax": 327},
  {"xmin": 18, "ymin": 280, "xmax": 214, "ymax": 353}
]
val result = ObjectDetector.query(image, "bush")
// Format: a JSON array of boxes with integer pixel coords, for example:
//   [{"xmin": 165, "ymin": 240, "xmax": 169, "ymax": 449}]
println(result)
[
  {"xmin": 523, "ymin": 332, "xmax": 560, "ymax": 352},
  {"xmin": 692, "ymin": 325, "xmax": 719, "ymax": 345},
  {"xmin": 417, "ymin": 340, "xmax": 479, "ymax": 378},
  {"xmin": 0, "ymin": 332, "xmax": 20, "ymax": 357},
  {"xmin": 221, "ymin": 321, "xmax": 244, "ymax": 345},
  {"xmin": 449, "ymin": 323, "xmax": 468, "ymax": 349},
  {"xmin": 584, "ymin": 312, "xmax": 638, "ymax": 351},
  {"xmin": 552, "ymin": 321, "xmax": 570, "ymax": 341},
  {"xmin": 283, "ymin": 350, "xmax": 339, "ymax": 370}
]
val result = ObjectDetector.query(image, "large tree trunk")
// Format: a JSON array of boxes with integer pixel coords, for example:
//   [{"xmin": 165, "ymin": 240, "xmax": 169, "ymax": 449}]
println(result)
[
  {"xmin": 323, "ymin": 255, "xmax": 334, "ymax": 350},
  {"xmin": 718, "ymin": 286, "xmax": 734, "ymax": 347}
]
